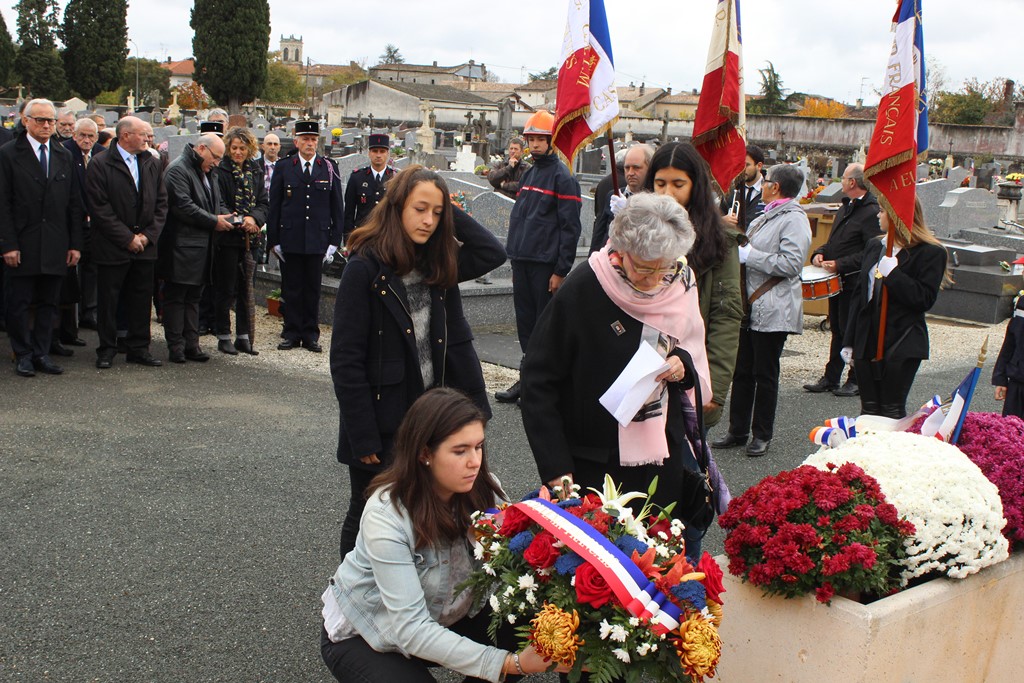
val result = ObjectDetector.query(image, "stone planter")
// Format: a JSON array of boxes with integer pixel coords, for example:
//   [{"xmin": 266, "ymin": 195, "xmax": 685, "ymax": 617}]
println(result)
[
  {"xmin": 996, "ymin": 181, "xmax": 1023, "ymax": 201},
  {"xmin": 715, "ymin": 553, "xmax": 1024, "ymax": 682}
]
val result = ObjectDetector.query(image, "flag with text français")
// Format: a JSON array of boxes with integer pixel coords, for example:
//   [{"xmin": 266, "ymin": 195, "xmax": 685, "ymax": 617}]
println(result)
[
  {"xmin": 864, "ymin": 0, "xmax": 927, "ymax": 241},
  {"xmin": 692, "ymin": 0, "xmax": 746, "ymax": 195},
  {"xmin": 552, "ymin": 0, "xmax": 619, "ymax": 168}
]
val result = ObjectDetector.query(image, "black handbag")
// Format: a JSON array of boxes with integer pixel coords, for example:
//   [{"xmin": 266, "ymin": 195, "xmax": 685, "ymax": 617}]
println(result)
[{"xmin": 672, "ymin": 350, "xmax": 718, "ymax": 533}]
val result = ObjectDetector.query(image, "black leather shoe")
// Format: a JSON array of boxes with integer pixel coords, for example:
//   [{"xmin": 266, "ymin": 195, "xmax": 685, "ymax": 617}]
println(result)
[
  {"xmin": 62, "ymin": 336, "xmax": 87, "ymax": 347},
  {"xmin": 96, "ymin": 355, "xmax": 114, "ymax": 369},
  {"xmin": 33, "ymin": 356, "xmax": 64, "ymax": 375},
  {"xmin": 803, "ymin": 377, "xmax": 839, "ymax": 393},
  {"xmin": 50, "ymin": 341, "xmax": 73, "ymax": 357},
  {"xmin": 217, "ymin": 339, "xmax": 239, "ymax": 355},
  {"xmin": 15, "ymin": 357, "xmax": 35, "ymax": 377},
  {"xmin": 184, "ymin": 348, "xmax": 211, "ymax": 362},
  {"xmin": 746, "ymin": 438, "xmax": 771, "ymax": 457},
  {"xmin": 277, "ymin": 339, "xmax": 299, "ymax": 350},
  {"xmin": 234, "ymin": 339, "xmax": 259, "ymax": 355},
  {"xmin": 169, "ymin": 350, "xmax": 186, "ymax": 364},
  {"xmin": 303, "ymin": 340, "xmax": 323, "ymax": 353},
  {"xmin": 711, "ymin": 432, "xmax": 749, "ymax": 449},
  {"xmin": 495, "ymin": 380, "xmax": 521, "ymax": 403},
  {"xmin": 833, "ymin": 381, "xmax": 860, "ymax": 397},
  {"xmin": 126, "ymin": 352, "xmax": 163, "ymax": 367}
]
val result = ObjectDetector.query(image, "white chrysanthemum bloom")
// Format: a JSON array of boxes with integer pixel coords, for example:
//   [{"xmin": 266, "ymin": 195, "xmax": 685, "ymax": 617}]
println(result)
[
  {"xmin": 612, "ymin": 648, "xmax": 631, "ymax": 664},
  {"xmin": 503, "ymin": 585, "xmax": 516, "ymax": 597},
  {"xmin": 483, "ymin": 564, "xmax": 496, "ymax": 576},
  {"xmin": 655, "ymin": 543, "xmax": 672, "ymax": 559},
  {"xmin": 609, "ymin": 624, "xmax": 628, "ymax": 642},
  {"xmin": 508, "ymin": 614, "xmax": 517, "ymax": 624},
  {"xmin": 526, "ymin": 589, "xmax": 537, "ymax": 605},
  {"xmin": 489, "ymin": 542, "xmax": 501, "ymax": 553},
  {"xmin": 636, "ymin": 642, "xmax": 652, "ymax": 657},
  {"xmin": 489, "ymin": 595, "xmax": 500, "ymax": 611},
  {"xmin": 628, "ymin": 617, "xmax": 640, "ymax": 627},
  {"xmin": 670, "ymin": 519, "xmax": 685, "ymax": 537},
  {"xmin": 599, "ymin": 620, "xmax": 613, "ymax": 640},
  {"xmin": 473, "ymin": 542, "xmax": 485, "ymax": 560},
  {"xmin": 518, "ymin": 575, "xmax": 536, "ymax": 590},
  {"xmin": 804, "ymin": 431, "xmax": 1009, "ymax": 582}
]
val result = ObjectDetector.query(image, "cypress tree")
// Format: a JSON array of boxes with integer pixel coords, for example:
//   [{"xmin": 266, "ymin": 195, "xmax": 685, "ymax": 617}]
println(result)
[
  {"xmin": 61, "ymin": 0, "xmax": 128, "ymax": 105},
  {"xmin": 0, "ymin": 13, "xmax": 17, "ymax": 89},
  {"xmin": 190, "ymin": 0, "xmax": 271, "ymax": 114},
  {"xmin": 14, "ymin": 0, "xmax": 67, "ymax": 99}
]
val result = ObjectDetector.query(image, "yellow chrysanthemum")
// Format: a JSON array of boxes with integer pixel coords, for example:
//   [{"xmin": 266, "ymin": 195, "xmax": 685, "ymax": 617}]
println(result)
[
  {"xmin": 529, "ymin": 603, "xmax": 584, "ymax": 667},
  {"xmin": 673, "ymin": 613, "xmax": 722, "ymax": 682},
  {"xmin": 706, "ymin": 600, "xmax": 723, "ymax": 628}
]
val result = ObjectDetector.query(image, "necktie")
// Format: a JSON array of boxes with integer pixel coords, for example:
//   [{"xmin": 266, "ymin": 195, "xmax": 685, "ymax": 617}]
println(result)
[
  {"xmin": 304, "ymin": 161, "xmax": 311, "ymax": 180},
  {"xmin": 83, "ymin": 152, "xmax": 90, "ymax": 169},
  {"xmin": 39, "ymin": 144, "xmax": 48, "ymax": 178},
  {"xmin": 746, "ymin": 185, "xmax": 754, "ymax": 204},
  {"xmin": 130, "ymin": 155, "xmax": 139, "ymax": 189}
]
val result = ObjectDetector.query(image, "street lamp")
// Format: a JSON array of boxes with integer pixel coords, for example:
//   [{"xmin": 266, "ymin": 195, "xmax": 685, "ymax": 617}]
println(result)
[{"xmin": 129, "ymin": 39, "xmax": 140, "ymax": 108}]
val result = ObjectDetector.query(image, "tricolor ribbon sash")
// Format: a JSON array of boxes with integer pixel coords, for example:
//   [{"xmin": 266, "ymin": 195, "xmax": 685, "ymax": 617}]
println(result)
[{"xmin": 513, "ymin": 499, "xmax": 682, "ymax": 635}]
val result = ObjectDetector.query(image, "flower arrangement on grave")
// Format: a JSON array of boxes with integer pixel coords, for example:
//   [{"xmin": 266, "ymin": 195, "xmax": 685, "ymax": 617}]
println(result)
[
  {"xmin": 449, "ymin": 191, "xmax": 470, "ymax": 214},
  {"xmin": 804, "ymin": 431, "xmax": 1009, "ymax": 582},
  {"xmin": 463, "ymin": 476, "xmax": 725, "ymax": 683},
  {"xmin": 799, "ymin": 185, "xmax": 825, "ymax": 204},
  {"xmin": 1006, "ymin": 172, "xmax": 1024, "ymax": 184},
  {"xmin": 909, "ymin": 412, "xmax": 1024, "ymax": 547},
  {"xmin": 720, "ymin": 462, "xmax": 914, "ymax": 604}
]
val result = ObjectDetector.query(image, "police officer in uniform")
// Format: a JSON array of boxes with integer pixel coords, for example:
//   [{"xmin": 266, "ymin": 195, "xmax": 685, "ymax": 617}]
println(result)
[
  {"xmin": 342, "ymin": 133, "xmax": 394, "ymax": 242},
  {"xmin": 266, "ymin": 120, "xmax": 344, "ymax": 353}
]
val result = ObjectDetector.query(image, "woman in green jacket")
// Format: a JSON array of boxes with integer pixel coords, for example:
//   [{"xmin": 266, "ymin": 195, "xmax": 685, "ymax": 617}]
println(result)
[{"xmin": 644, "ymin": 142, "xmax": 743, "ymax": 428}]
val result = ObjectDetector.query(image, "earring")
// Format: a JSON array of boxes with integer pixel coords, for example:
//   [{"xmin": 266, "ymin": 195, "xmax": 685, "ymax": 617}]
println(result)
[{"xmin": 424, "ymin": 460, "xmax": 430, "ymax": 466}]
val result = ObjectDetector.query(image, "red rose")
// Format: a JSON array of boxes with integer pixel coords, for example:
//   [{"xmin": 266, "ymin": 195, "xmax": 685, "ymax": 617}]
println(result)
[
  {"xmin": 498, "ymin": 506, "xmax": 532, "ymax": 537},
  {"xmin": 522, "ymin": 531, "xmax": 560, "ymax": 569},
  {"xmin": 697, "ymin": 552, "xmax": 726, "ymax": 604},
  {"xmin": 575, "ymin": 561, "xmax": 614, "ymax": 608},
  {"xmin": 647, "ymin": 516, "xmax": 672, "ymax": 539}
]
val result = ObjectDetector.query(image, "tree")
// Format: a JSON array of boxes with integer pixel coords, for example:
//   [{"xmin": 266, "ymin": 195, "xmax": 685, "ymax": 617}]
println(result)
[
  {"xmin": 175, "ymin": 80, "xmax": 210, "ymax": 110},
  {"xmin": 191, "ymin": 0, "xmax": 270, "ymax": 114},
  {"xmin": 529, "ymin": 67, "xmax": 558, "ymax": 82},
  {"xmin": 379, "ymin": 43, "xmax": 404, "ymax": 65},
  {"xmin": 796, "ymin": 98, "xmax": 847, "ymax": 119},
  {"xmin": 0, "ymin": 12, "xmax": 16, "ymax": 90},
  {"xmin": 96, "ymin": 58, "xmax": 172, "ymax": 107},
  {"xmin": 60, "ymin": 0, "xmax": 127, "ymax": 104},
  {"xmin": 14, "ymin": 0, "xmax": 68, "ymax": 98},
  {"xmin": 260, "ymin": 59, "xmax": 305, "ymax": 103},
  {"xmin": 931, "ymin": 88, "xmax": 991, "ymax": 125},
  {"xmin": 747, "ymin": 61, "xmax": 789, "ymax": 115}
]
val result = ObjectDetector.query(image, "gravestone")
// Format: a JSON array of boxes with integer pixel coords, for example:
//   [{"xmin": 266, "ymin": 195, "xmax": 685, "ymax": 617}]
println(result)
[
  {"xmin": 580, "ymin": 148, "xmax": 603, "ymax": 175},
  {"xmin": 977, "ymin": 164, "xmax": 999, "ymax": 191},
  {"xmin": 915, "ymin": 178, "xmax": 954, "ymax": 227},
  {"xmin": 151, "ymin": 126, "xmax": 177, "ymax": 146},
  {"xmin": 918, "ymin": 163, "xmax": 930, "ymax": 180},
  {"xmin": 454, "ymin": 144, "xmax": 477, "ymax": 172},
  {"xmin": 404, "ymin": 131, "xmax": 417, "ymax": 149},
  {"xmin": 335, "ymin": 153, "xmax": 370, "ymax": 179},
  {"xmin": 393, "ymin": 156, "xmax": 410, "ymax": 169},
  {"xmin": 184, "ymin": 119, "xmax": 198, "ymax": 134},
  {"xmin": 932, "ymin": 187, "xmax": 1000, "ymax": 238},
  {"xmin": 469, "ymin": 191, "xmax": 515, "ymax": 238},
  {"xmin": 947, "ymin": 166, "xmax": 970, "ymax": 188},
  {"xmin": 815, "ymin": 182, "xmax": 845, "ymax": 203},
  {"xmin": 251, "ymin": 116, "xmax": 270, "ymax": 131},
  {"xmin": 167, "ymin": 133, "xmax": 202, "ymax": 160}
]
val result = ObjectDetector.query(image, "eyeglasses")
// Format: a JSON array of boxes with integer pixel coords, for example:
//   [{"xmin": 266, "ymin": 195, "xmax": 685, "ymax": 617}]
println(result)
[
  {"xmin": 625, "ymin": 253, "xmax": 677, "ymax": 277},
  {"xmin": 28, "ymin": 116, "xmax": 57, "ymax": 126}
]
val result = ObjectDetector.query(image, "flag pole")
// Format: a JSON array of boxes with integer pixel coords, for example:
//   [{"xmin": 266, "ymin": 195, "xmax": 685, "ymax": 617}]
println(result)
[
  {"xmin": 607, "ymin": 136, "xmax": 621, "ymax": 196},
  {"xmin": 874, "ymin": 233, "xmax": 894, "ymax": 362},
  {"xmin": 951, "ymin": 336, "xmax": 989, "ymax": 444}
]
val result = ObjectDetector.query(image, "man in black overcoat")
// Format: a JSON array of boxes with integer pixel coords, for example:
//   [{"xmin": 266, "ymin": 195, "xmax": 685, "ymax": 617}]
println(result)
[{"xmin": 0, "ymin": 99, "xmax": 84, "ymax": 377}]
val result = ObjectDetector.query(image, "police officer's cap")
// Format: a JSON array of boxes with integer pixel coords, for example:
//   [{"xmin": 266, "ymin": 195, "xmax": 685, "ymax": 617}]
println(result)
[
  {"xmin": 199, "ymin": 120, "xmax": 224, "ymax": 136},
  {"xmin": 295, "ymin": 120, "xmax": 320, "ymax": 137},
  {"xmin": 368, "ymin": 133, "xmax": 390, "ymax": 150}
]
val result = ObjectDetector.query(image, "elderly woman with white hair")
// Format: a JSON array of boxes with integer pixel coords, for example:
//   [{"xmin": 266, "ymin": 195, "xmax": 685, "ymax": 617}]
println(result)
[{"xmin": 521, "ymin": 192, "xmax": 714, "ymax": 551}]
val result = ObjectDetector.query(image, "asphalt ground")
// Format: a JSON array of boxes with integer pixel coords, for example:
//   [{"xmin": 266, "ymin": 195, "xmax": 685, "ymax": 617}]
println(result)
[{"xmin": 0, "ymin": 324, "xmax": 1003, "ymax": 683}]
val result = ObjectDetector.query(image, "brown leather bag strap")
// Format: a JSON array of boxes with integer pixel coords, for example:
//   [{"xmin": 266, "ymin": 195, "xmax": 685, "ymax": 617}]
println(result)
[{"xmin": 747, "ymin": 275, "xmax": 785, "ymax": 306}]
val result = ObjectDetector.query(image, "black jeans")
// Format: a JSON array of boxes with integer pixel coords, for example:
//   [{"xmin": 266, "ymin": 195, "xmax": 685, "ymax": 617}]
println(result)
[
  {"xmin": 339, "ymin": 466, "xmax": 376, "ymax": 560},
  {"xmin": 727, "ymin": 328, "xmax": 789, "ymax": 441},
  {"xmin": 511, "ymin": 260, "xmax": 554, "ymax": 354},
  {"xmin": 321, "ymin": 609, "xmax": 521, "ymax": 683},
  {"xmin": 212, "ymin": 244, "xmax": 251, "ymax": 338},
  {"xmin": 96, "ymin": 260, "xmax": 156, "ymax": 358},
  {"xmin": 855, "ymin": 357, "xmax": 921, "ymax": 418},
  {"xmin": 824, "ymin": 287, "xmax": 856, "ymax": 386}
]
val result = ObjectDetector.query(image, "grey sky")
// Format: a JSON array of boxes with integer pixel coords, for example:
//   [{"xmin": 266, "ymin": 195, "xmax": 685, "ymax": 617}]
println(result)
[{"xmin": 3, "ymin": 1, "xmax": 1020, "ymax": 106}]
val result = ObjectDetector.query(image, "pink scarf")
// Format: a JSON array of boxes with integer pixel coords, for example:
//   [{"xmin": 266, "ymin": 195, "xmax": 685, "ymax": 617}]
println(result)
[{"xmin": 589, "ymin": 248, "xmax": 712, "ymax": 466}]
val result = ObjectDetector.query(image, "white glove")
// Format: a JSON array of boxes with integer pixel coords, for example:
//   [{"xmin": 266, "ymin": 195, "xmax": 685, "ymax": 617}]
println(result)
[
  {"xmin": 273, "ymin": 245, "xmax": 285, "ymax": 263},
  {"xmin": 609, "ymin": 193, "xmax": 628, "ymax": 216},
  {"xmin": 324, "ymin": 244, "xmax": 338, "ymax": 264},
  {"xmin": 878, "ymin": 255, "xmax": 898, "ymax": 277},
  {"xmin": 840, "ymin": 346, "xmax": 853, "ymax": 365},
  {"xmin": 737, "ymin": 243, "xmax": 752, "ymax": 265}
]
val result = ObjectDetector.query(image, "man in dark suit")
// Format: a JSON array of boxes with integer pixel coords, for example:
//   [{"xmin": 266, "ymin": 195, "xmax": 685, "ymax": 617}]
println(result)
[
  {"xmin": 267, "ymin": 120, "xmax": 344, "ymax": 353},
  {"xmin": 804, "ymin": 163, "xmax": 882, "ymax": 397},
  {"xmin": 59, "ymin": 117, "xmax": 100, "ymax": 339},
  {"xmin": 158, "ymin": 134, "xmax": 233, "ymax": 363},
  {"xmin": 0, "ymin": 99, "xmax": 84, "ymax": 377},
  {"xmin": 86, "ymin": 116, "xmax": 168, "ymax": 369},
  {"xmin": 343, "ymin": 132, "xmax": 393, "ymax": 242},
  {"xmin": 721, "ymin": 144, "xmax": 765, "ymax": 231},
  {"xmin": 0, "ymin": 123, "xmax": 12, "ymax": 331}
]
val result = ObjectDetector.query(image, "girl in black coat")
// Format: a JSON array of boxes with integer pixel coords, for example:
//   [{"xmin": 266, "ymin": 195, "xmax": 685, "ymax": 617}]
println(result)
[
  {"xmin": 214, "ymin": 127, "xmax": 268, "ymax": 355},
  {"xmin": 843, "ymin": 197, "xmax": 949, "ymax": 418},
  {"xmin": 331, "ymin": 165, "xmax": 506, "ymax": 559}
]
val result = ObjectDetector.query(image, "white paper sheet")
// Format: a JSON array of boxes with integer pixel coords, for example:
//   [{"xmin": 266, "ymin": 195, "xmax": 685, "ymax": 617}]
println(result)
[{"xmin": 599, "ymin": 340, "xmax": 670, "ymax": 427}]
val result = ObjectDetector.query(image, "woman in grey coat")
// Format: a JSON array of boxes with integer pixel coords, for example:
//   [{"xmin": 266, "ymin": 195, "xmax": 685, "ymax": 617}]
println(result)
[{"xmin": 712, "ymin": 164, "xmax": 811, "ymax": 456}]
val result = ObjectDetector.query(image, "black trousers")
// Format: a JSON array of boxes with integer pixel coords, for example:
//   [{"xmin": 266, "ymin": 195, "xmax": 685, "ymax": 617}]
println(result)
[
  {"xmin": 79, "ymin": 223, "xmax": 98, "ymax": 323},
  {"xmin": 162, "ymin": 281, "xmax": 204, "ymax": 353},
  {"xmin": 4, "ymin": 273, "xmax": 63, "ymax": 360},
  {"xmin": 824, "ymin": 287, "xmax": 856, "ymax": 386},
  {"xmin": 211, "ymin": 245, "xmax": 251, "ymax": 338},
  {"xmin": 321, "ymin": 610, "xmax": 520, "ymax": 683},
  {"xmin": 56, "ymin": 265, "xmax": 80, "ymax": 343},
  {"xmin": 96, "ymin": 260, "xmax": 156, "ymax": 358},
  {"xmin": 511, "ymin": 260, "xmax": 554, "ymax": 354},
  {"xmin": 280, "ymin": 253, "xmax": 322, "ymax": 344},
  {"xmin": 339, "ymin": 466, "xmax": 376, "ymax": 560},
  {"xmin": 855, "ymin": 357, "xmax": 921, "ymax": 418},
  {"xmin": 727, "ymin": 328, "xmax": 789, "ymax": 441},
  {"xmin": 1003, "ymin": 381, "xmax": 1024, "ymax": 419}
]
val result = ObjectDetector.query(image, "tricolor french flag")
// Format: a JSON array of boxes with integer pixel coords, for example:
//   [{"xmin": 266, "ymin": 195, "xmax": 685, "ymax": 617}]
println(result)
[
  {"xmin": 920, "ymin": 367, "xmax": 981, "ymax": 444},
  {"xmin": 552, "ymin": 0, "xmax": 620, "ymax": 168}
]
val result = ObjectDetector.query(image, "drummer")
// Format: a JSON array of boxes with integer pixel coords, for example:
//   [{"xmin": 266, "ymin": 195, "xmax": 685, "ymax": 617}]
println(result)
[
  {"xmin": 712, "ymin": 164, "xmax": 812, "ymax": 457},
  {"xmin": 803, "ymin": 163, "xmax": 882, "ymax": 398}
]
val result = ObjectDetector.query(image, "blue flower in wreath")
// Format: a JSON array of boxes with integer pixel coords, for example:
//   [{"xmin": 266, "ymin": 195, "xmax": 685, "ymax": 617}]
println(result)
[
  {"xmin": 557, "ymin": 498, "xmax": 582, "ymax": 509},
  {"xmin": 614, "ymin": 534, "xmax": 650, "ymax": 558},
  {"xmin": 554, "ymin": 551, "xmax": 585, "ymax": 576},
  {"xmin": 670, "ymin": 580, "xmax": 707, "ymax": 611},
  {"xmin": 508, "ymin": 531, "xmax": 535, "ymax": 555}
]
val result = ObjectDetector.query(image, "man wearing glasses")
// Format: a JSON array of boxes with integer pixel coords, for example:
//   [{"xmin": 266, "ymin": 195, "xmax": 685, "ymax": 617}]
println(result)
[
  {"xmin": 157, "ymin": 134, "xmax": 234, "ymax": 364},
  {"xmin": 0, "ymin": 99, "xmax": 84, "ymax": 377}
]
